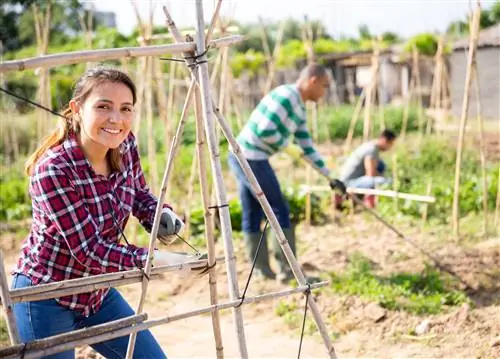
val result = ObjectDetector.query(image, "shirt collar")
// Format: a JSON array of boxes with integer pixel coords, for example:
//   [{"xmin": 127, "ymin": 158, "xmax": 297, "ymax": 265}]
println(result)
[{"xmin": 63, "ymin": 131, "xmax": 130, "ymax": 177}]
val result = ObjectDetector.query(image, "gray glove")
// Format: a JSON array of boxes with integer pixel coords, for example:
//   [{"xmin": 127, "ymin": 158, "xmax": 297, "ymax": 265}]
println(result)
[{"xmin": 157, "ymin": 208, "xmax": 184, "ymax": 237}]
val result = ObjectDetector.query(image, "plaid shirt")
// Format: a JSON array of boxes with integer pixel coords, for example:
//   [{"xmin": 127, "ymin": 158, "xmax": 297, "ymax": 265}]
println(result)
[{"xmin": 14, "ymin": 131, "xmax": 168, "ymax": 317}]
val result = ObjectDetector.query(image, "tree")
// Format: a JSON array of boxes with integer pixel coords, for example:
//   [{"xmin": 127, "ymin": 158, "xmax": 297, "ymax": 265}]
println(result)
[
  {"xmin": 381, "ymin": 31, "xmax": 400, "ymax": 44},
  {"xmin": 358, "ymin": 24, "xmax": 372, "ymax": 40}
]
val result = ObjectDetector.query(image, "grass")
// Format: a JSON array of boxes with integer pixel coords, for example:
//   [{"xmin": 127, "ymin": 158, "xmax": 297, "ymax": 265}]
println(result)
[
  {"xmin": 329, "ymin": 253, "xmax": 469, "ymax": 315},
  {"xmin": 0, "ymin": 317, "xmax": 9, "ymax": 347},
  {"xmin": 275, "ymin": 300, "xmax": 317, "ymax": 336}
]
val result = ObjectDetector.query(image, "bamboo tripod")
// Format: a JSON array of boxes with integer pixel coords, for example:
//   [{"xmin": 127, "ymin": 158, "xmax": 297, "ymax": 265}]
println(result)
[{"xmin": 0, "ymin": 1, "xmax": 337, "ymax": 358}]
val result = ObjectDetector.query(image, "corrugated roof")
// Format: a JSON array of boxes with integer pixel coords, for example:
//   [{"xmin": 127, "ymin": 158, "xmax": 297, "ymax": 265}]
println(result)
[{"xmin": 453, "ymin": 23, "xmax": 500, "ymax": 50}]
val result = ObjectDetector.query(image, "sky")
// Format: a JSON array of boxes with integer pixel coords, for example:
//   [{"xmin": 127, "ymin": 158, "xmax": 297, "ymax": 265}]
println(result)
[{"xmin": 88, "ymin": 0, "xmax": 495, "ymax": 38}]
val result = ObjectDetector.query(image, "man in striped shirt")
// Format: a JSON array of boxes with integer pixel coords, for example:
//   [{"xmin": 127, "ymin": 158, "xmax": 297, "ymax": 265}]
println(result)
[{"xmin": 228, "ymin": 64, "xmax": 345, "ymax": 283}]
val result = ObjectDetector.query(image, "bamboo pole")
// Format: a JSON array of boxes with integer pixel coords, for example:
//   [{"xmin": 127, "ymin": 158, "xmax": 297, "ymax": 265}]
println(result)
[
  {"xmin": 0, "ymin": 251, "xmax": 20, "ymax": 345},
  {"xmin": 412, "ymin": 46, "xmax": 424, "ymax": 139},
  {"xmin": 194, "ymin": 84, "xmax": 224, "ymax": 358},
  {"xmin": 420, "ymin": 178, "xmax": 433, "ymax": 232},
  {"xmin": 0, "ymin": 36, "xmax": 243, "ymax": 74},
  {"xmin": 392, "ymin": 153, "xmax": 399, "ymax": 211},
  {"xmin": 6, "ymin": 257, "xmax": 222, "ymax": 305},
  {"xmin": 263, "ymin": 20, "xmax": 285, "ymax": 94},
  {"xmin": 146, "ymin": 56, "xmax": 159, "ymax": 193},
  {"xmin": 154, "ymin": 57, "xmax": 171, "ymax": 154},
  {"xmin": 0, "ymin": 314, "xmax": 147, "ymax": 357},
  {"xmin": 1, "ymin": 282, "xmax": 327, "ymax": 359},
  {"xmin": 183, "ymin": 151, "xmax": 198, "ymax": 238},
  {"xmin": 167, "ymin": 61, "xmax": 177, "ymax": 123},
  {"xmin": 125, "ymin": 78, "xmax": 198, "ymax": 358},
  {"xmin": 344, "ymin": 89, "xmax": 366, "ymax": 155},
  {"xmin": 400, "ymin": 69, "xmax": 415, "ymax": 141},
  {"xmin": 472, "ymin": 64, "xmax": 488, "ymax": 235},
  {"xmin": 299, "ymin": 185, "xmax": 436, "ymax": 203},
  {"xmin": 363, "ymin": 43, "xmax": 380, "ymax": 141},
  {"xmin": 191, "ymin": 2, "xmax": 249, "ymax": 356},
  {"xmin": 495, "ymin": 169, "xmax": 500, "ymax": 231},
  {"xmin": 452, "ymin": 4, "xmax": 481, "ymax": 237},
  {"xmin": 205, "ymin": 0, "xmax": 223, "ymax": 45}
]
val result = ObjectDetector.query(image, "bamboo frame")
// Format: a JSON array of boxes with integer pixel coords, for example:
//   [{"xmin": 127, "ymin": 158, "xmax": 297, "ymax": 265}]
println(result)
[
  {"xmin": 1, "ymin": 282, "xmax": 327, "ymax": 359},
  {"xmin": 452, "ymin": 3, "xmax": 481, "ymax": 237},
  {"xmin": 3, "ymin": 257, "xmax": 224, "ymax": 305},
  {"xmin": 0, "ymin": 36, "xmax": 243, "ymax": 74}
]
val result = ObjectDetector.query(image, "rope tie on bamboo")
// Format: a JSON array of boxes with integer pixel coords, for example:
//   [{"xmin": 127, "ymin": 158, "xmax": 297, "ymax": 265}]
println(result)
[
  {"xmin": 207, "ymin": 203, "xmax": 229, "ymax": 210},
  {"xmin": 160, "ymin": 49, "xmax": 210, "ymax": 69},
  {"xmin": 236, "ymin": 219, "xmax": 270, "ymax": 308},
  {"xmin": 297, "ymin": 283, "xmax": 312, "ymax": 359}
]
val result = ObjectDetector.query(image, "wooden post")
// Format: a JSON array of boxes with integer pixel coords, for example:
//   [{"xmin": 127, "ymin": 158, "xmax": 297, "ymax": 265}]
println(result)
[
  {"xmin": 263, "ymin": 20, "xmax": 285, "ymax": 94},
  {"xmin": 420, "ymin": 178, "xmax": 433, "ymax": 232},
  {"xmin": 392, "ymin": 153, "xmax": 399, "ymax": 212},
  {"xmin": 472, "ymin": 63, "xmax": 489, "ymax": 236},
  {"xmin": 495, "ymin": 168, "xmax": 500, "ymax": 231},
  {"xmin": 154, "ymin": 58, "xmax": 172, "ymax": 155},
  {"xmin": 193, "ymin": 84, "xmax": 224, "ymax": 358},
  {"xmin": 344, "ymin": 89, "xmax": 366, "ymax": 155},
  {"xmin": 412, "ymin": 45, "xmax": 424, "ymax": 140},
  {"xmin": 192, "ymin": 2, "xmax": 249, "ymax": 355},
  {"xmin": 400, "ymin": 66, "xmax": 415, "ymax": 141},
  {"xmin": 0, "ymin": 251, "xmax": 20, "ymax": 345},
  {"xmin": 145, "ymin": 56, "xmax": 159, "ymax": 193},
  {"xmin": 33, "ymin": 1, "xmax": 52, "ymax": 142},
  {"xmin": 452, "ymin": 4, "xmax": 481, "ymax": 237},
  {"xmin": 363, "ymin": 42, "xmax": 380, "ymax": 141}
]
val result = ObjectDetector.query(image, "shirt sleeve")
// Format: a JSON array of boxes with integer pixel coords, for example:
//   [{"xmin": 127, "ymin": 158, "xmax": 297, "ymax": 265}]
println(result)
[
  {"xmin": 129, "ymin": 136, "xmax": 172, "ymax": 232},
  {"xmin": 31, "ymin": 163, "xmax": 148, "ymax": 273},
  {"xmin": 293, "ymin": 120, "xmax": 330, "ymax": 177}
]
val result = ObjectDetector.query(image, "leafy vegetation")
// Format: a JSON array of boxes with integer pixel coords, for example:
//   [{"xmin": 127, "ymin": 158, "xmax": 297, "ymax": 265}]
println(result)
[
  {"xmin": 329, "ymin": 253, "xmax": 469, "ymax": 314},
  {"xmin": 0, "ymin": 317, "xmax": 8, "ymax": 347},
  {"xmin": 376, "ymin": 138, "xmax": 500, "ymax": 224}
]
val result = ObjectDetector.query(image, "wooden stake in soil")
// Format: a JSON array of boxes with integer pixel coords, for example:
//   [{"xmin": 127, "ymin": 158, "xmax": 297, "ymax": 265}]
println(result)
[
  {"xmin": 472, "ymin": 64, "xmax": 489, "ymax": 236},
  {"xmin": 420, "ymin": 178, "xmax": 433, "ymax": 232},
  {"xmin": 452, "ymin": 4, "xmax": 481, "ymax": 237},
  {"xmin": 392, "ymin": 153, "xmax": 399, "ymax": 212},
  {"xmin": 194, "ymin": 84, "xmax": 224, "ymax": 358},
  {"xmin": 495, "ymin": 168, "xmax": 500, "ymax": 231},
  {"xmin": 192, "ymin": 2, "xmax": 249, "ymax": 355},
  {"xmin": 0, "ymin": 251, "xmax": 20, "ymax": 345}
]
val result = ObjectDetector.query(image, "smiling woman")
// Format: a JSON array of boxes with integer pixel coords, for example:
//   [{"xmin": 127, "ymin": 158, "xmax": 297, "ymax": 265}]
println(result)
[{"xmin": 11, "ymin": 66, "xmax": 193, "ymax": 359}]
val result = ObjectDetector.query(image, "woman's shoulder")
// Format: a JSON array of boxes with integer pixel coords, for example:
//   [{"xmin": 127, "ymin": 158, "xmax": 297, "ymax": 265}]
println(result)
[{"xmin": 31, "ymin": 140, "xmax": 74, "ymax": 179}]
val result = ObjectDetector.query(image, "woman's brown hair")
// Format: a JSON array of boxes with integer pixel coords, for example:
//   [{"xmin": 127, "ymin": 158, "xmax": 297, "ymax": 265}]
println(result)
[{"xmin": 25, "ymin": 66, "xmax": 137, "ymax": 176}]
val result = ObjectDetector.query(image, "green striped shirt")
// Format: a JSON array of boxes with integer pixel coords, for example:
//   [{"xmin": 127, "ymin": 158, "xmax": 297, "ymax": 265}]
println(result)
[{"xmin": 237, "ymin": 84, "xmax": 329, "ymax": 175}]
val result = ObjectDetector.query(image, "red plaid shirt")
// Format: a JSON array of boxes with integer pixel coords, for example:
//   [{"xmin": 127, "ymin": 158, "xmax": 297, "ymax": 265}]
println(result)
[{"xmin": 14, "ymin": 131, "xmax": 168, "ymax": 316}]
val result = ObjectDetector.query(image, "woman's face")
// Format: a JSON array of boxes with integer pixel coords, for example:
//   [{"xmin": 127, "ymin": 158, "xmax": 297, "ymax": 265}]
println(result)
[{"xmin": 71, "ymin": 81, "xmax": 135, "ymax": 155}]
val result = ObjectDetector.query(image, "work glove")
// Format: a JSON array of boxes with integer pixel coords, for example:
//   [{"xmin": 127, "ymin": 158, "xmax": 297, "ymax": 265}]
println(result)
[
  {"xmin": 329, "ymin": 178, "xmax": 347, "ymax": 195},
  {"xmin": 157, "ymin": 208, "xmax": 184, "ymax": 244},
  {"xmin": 154, "ymin": 250, "xmax": 211, "ymax": 277}
]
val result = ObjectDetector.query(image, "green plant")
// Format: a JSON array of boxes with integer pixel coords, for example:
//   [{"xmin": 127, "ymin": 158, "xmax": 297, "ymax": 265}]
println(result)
[{"xmin": 329, "ymin": 253, "xmax": 469, "ymax": 315}]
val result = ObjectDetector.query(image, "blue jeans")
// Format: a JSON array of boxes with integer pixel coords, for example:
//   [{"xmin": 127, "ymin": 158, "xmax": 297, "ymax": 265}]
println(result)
[
  {"xmin": 228, "ymin": 152, "xmax": 291, "ymax": 233},
  {"xmin": 346, "ymin": 160, "xmax": 392, "ymax": 189},
  {"xmin": 11, "ymin": 274, "xmax": 166, "ymax": 359}
]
